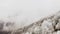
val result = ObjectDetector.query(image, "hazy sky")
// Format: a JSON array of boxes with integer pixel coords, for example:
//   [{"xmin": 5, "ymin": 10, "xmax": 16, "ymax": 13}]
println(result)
[{"xmin": 0, "ymin": 0, "xmax": 60, "ymax": 27}]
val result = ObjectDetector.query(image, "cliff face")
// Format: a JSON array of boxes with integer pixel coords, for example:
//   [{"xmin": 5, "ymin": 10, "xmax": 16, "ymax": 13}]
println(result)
[{"xmin": 10, "ymin": 11, "xmax": 60, "ymax": 34}]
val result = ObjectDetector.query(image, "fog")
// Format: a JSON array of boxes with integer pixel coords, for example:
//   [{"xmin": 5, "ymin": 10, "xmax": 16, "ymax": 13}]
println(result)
[{"xmin": 0, "ymin": 0, "xmax": 60, "ymax": 28}]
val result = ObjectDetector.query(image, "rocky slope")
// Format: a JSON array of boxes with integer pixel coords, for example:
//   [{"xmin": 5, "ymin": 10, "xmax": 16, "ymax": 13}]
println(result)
[
  {"xmin": 0, "ymin": 11, "xmax": 60, "ymax": 34},
  {"xmin": 11, "ymin": 11, "xmax": 60, "ymax": 34}
]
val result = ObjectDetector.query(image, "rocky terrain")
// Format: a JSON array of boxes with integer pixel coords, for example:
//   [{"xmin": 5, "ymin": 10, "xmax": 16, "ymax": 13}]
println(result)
[
  {"xmin": 11, "ymin": 11, "xmax": 60, "ymax": 34},
  {"xmin": 0, "ymin": 12, "xmax": 60, "ymax": 34}
]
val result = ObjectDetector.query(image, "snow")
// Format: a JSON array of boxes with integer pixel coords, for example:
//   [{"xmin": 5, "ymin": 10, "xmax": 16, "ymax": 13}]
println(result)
[{"xmin": 0, "ymin": 0, "xmax": 60, "ymax": 30}]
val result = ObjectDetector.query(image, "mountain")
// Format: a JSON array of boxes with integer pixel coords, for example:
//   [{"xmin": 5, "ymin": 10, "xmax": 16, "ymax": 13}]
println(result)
[{"xmin": 11, "ymin": 11, "xmax": 60, "ymax": 34}]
